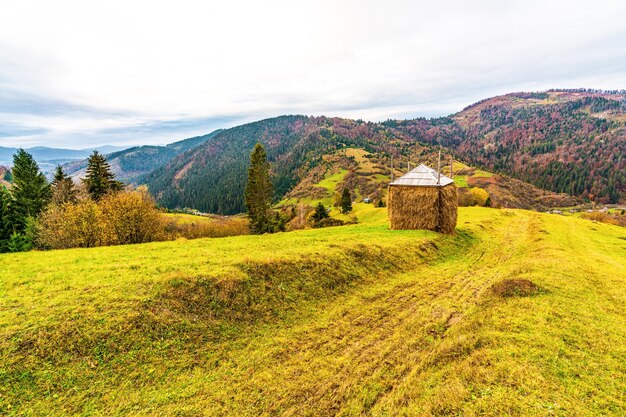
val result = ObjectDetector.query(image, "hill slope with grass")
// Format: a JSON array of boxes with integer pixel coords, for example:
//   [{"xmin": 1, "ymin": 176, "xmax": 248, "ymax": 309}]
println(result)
[
  {"xmin": 144, "ymin": 90, "xmax": 623, "ymax": 214},
  {"xmin": 145, "ymin": 114, "xmax": 578, "ymax": 214},
  {"xmin": 1, "ymin": 207, "xmax": 624, "ymax": 415},
  {"xmin": 279, "ymin": 147, "xmax": 578, "ymax": 212}
]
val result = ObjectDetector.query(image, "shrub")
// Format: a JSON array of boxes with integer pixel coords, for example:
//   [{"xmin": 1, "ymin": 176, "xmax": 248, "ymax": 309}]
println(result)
[
  {"xmin": 164, "ymin": 216, "xmax": 249, "ymax": 239},
  {"xmin": 7, "ymin": 231, "xmax": 32, "ymax": 252},
  {"xmin": 100, "ymin": 190, "xmax": 165, "ymax": 244},
  {"xmin": 286, "ymin": 204, "xmax": 313, "ymax": 231},
  {"xmin": 37, "ymin": 200, "xmax": 105, "ymax": 249},
  {"xmin": 457, "ymin": 188, "xmax": 475, "ymax": 207},
  {"xmin": 37, "ymin": 190, "xmax": 166, "ymax": 249},
  {"xmin": 313, "ymin": 217, "xmax": 345, "ymax": 228},
  {"xmin": 580, "ymin": 211, "xmax": 626, "ymax": 227},
  {"xmin": 470, "ymin": 187, "xmax": 490, "ymax": 206}
]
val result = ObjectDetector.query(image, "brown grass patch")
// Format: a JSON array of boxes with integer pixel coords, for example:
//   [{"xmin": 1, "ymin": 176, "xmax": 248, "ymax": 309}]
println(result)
[{"xmin": 491, "ymin": 279, "xmax": 540, "ymax": 298}]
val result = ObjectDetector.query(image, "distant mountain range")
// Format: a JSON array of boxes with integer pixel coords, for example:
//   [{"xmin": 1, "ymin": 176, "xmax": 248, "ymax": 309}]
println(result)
[
  {"xmin": 4, "ymin": 90, "xmax": 623, "ymax": 213},
  {"xmin": 143, "ymin": 89, "xmax": 625, "ymax": 214},
  {"xmin": 62, "ymin": 130, "xmax": 222, "ymax": 183},
  {"xmin": 0, "ymin": 145, "xmax": 129, "ymax": 174}
]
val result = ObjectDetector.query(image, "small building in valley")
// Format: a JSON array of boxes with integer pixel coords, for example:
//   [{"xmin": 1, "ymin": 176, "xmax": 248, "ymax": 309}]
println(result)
[{"xmin": 388, "ymin": 164, "xmax": 458, "ymax": 233}]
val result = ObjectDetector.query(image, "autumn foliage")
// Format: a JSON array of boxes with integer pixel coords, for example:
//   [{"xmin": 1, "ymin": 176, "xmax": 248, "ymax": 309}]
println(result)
[{"xmin": 38, "ymin": 190, "xmax": 165, "ymax": 249}]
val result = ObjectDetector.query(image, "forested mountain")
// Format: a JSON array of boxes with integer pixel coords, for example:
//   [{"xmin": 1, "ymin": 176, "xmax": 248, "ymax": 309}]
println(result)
[
  {"xmin": 64, "ymin": 130, "xmax": 222, "ymax": 183},
  {"xmin": 146, "ymin": 90, "xmax": 625, "ymax": 214},
  {"xmin": 391, "ymin": 90, "xmax": 626, "ymax": 203},
  {"xmin": 145, "ymin": 116, "xmax": 418, "ymax": 213}
]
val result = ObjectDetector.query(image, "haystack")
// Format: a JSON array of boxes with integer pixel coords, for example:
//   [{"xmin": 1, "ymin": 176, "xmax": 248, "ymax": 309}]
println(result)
[{"xmin": 388, "ymin": 164, "xmax": 457, "ymax": 233}]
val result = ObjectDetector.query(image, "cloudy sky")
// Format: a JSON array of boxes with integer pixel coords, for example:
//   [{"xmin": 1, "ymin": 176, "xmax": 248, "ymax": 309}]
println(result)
[{"xmin": 2, "ymin": 0, "xmax": 626, "ymax": 149}]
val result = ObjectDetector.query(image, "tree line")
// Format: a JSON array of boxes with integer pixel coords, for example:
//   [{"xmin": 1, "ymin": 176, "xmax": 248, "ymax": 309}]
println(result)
[{"xmin": 0, "ymin": 150, "xmax": 165, "ymax": 252}]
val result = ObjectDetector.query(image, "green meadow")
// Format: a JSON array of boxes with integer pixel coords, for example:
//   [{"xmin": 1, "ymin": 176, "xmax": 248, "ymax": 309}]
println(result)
[{"xmin": 1, "ymin": 207, "xmax": 625, "ymax": 416}]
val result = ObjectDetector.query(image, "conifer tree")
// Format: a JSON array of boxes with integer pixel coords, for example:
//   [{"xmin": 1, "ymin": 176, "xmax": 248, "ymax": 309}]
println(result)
[
  {"xmin": 51, "ymin": 165, "xmax": 77, "ymax": 205},
  {"xmin": 11, "ymin": 149, "xmax": 50, "ymax": 227},
  {"xmin": 340, "ymin": 188, "xmax": 353, "ymax": 214},
  {"xmin": 82, "ymin": 151, "xmax": 123, "ymax": 201},
  {"xmin": 311, "ymin": 202, "xmax": 329, "ymax": 223},
  {"xmin": 0, "ymin": 186, "xmax": 14, "ymax": 252},
  {"xmin": 245, "ymin": 143, "xmax": 274, "ymax": 234}
]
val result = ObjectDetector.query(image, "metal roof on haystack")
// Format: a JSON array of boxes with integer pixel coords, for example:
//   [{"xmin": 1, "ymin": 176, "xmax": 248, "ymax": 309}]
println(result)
[{"xmin": 390, "ymin": 164, "xmax": 454, "ymax": 187}]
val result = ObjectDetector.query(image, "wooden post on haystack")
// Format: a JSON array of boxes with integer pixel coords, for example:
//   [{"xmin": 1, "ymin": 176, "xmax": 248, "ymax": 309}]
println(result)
[
  {"xmin": 437, "ymin": 148, "xmax": 441, "ymax": 185},
  {"xmin": 450, "ymin": 156, "xmax": 453, "ymax": 179},
  {"xmin": 407, "ymin": 162, "xmax": 411, "ymax": 172}
]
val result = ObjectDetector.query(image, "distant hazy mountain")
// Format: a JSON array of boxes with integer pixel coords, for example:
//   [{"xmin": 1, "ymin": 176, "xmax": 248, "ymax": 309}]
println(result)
[
  {"xmin": 0, "ymin": 145, "xmax": 129, "ymax": 169},
  {"xmin": 63, "ymin": 130, "xmax": 223, "ymax": 183}
]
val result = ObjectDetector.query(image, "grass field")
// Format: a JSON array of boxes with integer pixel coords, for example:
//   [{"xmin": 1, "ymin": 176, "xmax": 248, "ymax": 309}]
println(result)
[
  {"xmin": 162, "ymin": 212, "xmax": 215, "ymax": 225},
  {"xmin": 1, "ymin": 207, "xmax": 625, "ymax": 416}
]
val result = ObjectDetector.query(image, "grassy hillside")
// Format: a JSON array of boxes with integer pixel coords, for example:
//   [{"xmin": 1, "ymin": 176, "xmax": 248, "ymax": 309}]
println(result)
[
  {"xmin": 280, "ymin": 147, "xmax": 577, "ymax": 211},
  {"xmin": 1, "ymin": 208, "xmax": 625, "ymax": 415},
  {"xmin": 144, "ymin": 90, "xmax": 623, "ymax": 214}
]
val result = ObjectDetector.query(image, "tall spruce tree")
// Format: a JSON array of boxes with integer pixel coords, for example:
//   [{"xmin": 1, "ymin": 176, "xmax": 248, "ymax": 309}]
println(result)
[
  {"xmin": 340, "ymin": 188, "xmax": 353, "ymax": 214},
  {"xmin": 0, "ymin": 185, "xmax": 14, "ymax": 252},
  {"xmin": 51, "ymin": 165, "xmax": 77, "ymax": 205},
  {"xmin": 11, "ymin": 149, "xmax": 50, "ymax": 228},
  {"xmin": 245, "ymin": 143, "xmax": 274, "ymax": 234},
  {"xmin": 82, "ymin": 151, "xmax": 123, "ymax": 201}
]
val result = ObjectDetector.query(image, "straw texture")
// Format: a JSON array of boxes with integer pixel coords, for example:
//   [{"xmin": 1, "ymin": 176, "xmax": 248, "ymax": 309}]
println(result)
[{"xmin": 388, "ymin": 184, "xmax": 457, "ymax": 234}]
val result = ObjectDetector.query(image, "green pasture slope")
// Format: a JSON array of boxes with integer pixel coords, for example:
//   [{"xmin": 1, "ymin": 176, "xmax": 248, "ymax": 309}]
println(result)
[{"xmin": 1, "ymin": 207, "xmax": 625, "ymax": 416}]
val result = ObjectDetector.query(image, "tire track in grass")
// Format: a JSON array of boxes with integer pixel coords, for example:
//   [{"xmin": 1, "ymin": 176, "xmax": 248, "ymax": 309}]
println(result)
[{"xmin": 199, "ymin": 211, "xmax": 535, "ymax": 415}]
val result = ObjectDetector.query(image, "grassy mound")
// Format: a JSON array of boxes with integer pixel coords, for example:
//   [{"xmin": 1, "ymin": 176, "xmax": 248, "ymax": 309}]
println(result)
[{"xmin": 1, "ymin": 207, "xmax": 625, "ymax": 415}]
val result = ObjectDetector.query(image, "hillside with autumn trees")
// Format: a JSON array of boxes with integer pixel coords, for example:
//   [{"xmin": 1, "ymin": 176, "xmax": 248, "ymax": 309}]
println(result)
[
  {"xmin": 144, "ymin": 89, "xmax": 624, "ymax": 214},
  {"xmin": 391, "ymin": 89, "xmax": 625, "ymax": 203}
]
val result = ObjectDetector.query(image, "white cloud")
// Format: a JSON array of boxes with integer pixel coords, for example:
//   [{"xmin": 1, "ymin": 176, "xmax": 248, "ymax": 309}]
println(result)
[{"xmin": 1, "ymin": 0, "xmax": 626, "ymax": 147}]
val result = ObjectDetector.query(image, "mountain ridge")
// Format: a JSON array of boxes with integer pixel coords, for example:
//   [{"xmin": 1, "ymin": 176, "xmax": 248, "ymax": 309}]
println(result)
[
  {"xmin": 63, "ymin": 130, "xmax": 223, "ymax": 183},
  {"xmin": 145, "ymin": 90, "xmax": 623, "ymax": 214}
]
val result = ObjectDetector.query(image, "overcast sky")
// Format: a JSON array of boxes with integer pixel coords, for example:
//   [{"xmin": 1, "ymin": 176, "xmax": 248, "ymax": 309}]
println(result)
[{"xmin": 2, "ymin": 0, "xmax": 626, "ymax": 149}]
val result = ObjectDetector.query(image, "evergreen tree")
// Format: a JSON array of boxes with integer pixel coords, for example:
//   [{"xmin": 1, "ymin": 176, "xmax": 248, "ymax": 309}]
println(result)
[
  {"xmin": 245, "ymin": 143, "xmax": 274, "ymax": 234},
  {"xmin": 0, "ymin": 186, "xmax": 14, "ymax": 252},
  {"xmin": 11, "ymin": 149, "xmax": 50, "ymax": 228},
  {"xmin": 340, "ymin": 188, "xmax": 353, "ymax": 214},
  {"xmin": 82, "ymin": 151, "xmax": 123, "ymax": 201},
  {"xmin": 311, "ymin": 202, "xmax": 329, "ymax": 223},
  {"xmin": 51, "ymin": 165, "xmax": 77, "ymax": 205}
]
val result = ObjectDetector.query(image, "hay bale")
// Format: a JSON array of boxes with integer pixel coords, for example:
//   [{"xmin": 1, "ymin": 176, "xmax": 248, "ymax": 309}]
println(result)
[
  {"xmin": 389, "ymin": 186, "xmax": 439, "ymax": 230},
  {"xmin": 388, "ymin": 183, "xmax": 458, "ymax": 234},
  {"xmin": 438, "ymin": 184, "xmax": 458, "ymax": 234}
]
